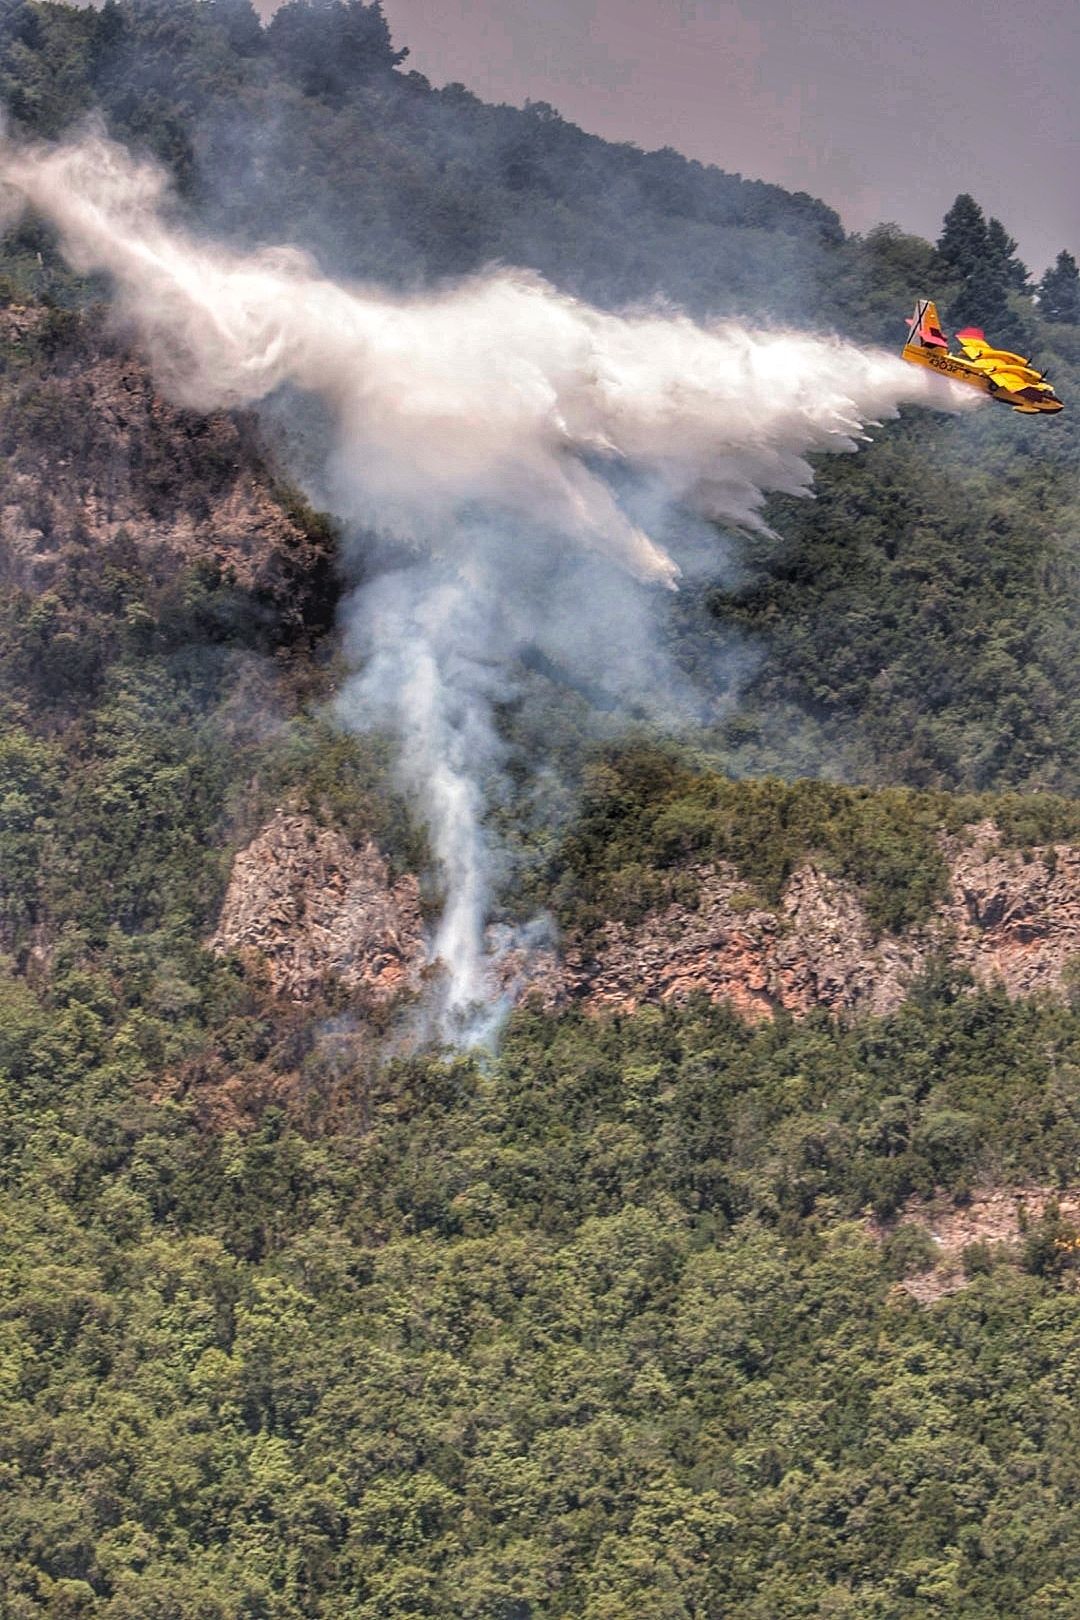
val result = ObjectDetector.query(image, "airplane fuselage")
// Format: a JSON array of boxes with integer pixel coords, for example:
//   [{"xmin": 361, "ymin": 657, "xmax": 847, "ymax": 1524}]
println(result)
[{"xmin": 902, "ymin": 340, "xmax": 1063, "ymax": 414}]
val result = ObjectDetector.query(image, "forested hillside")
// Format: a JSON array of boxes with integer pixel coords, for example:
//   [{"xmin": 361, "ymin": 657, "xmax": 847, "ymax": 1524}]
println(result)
[
  {"xmin": 2, "ymin": 3, "xmax": 1080, "ymax": 1616},
  {"xmin": 3, "ymin": 0, "xmax": 1079, "ymax": 801},
  {"xmin": 0, "ymin": 0, "xmax": 840, "ymax": 311}
]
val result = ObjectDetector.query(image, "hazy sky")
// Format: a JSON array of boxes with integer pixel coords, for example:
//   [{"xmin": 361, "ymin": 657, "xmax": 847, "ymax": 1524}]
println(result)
[{"xmin": 256, "ymin": 0, "xmax": 1079, "ymax": 276}]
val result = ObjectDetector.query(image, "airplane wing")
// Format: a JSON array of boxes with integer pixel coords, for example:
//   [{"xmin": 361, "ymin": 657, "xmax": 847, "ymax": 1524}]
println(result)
[
  {"xmin": 980, "ymin": 358, "xmax": 1046, "ymax": 386},
  {"xmin": 983, "ymin": 371, "xmax": 1061, "ymax": 412},
  {"xmin": 955, "ymin": 328, "xmax": 1037, "ymax": 371},
  {"xmin": 954, "ymin": 327, "xmax": 987, "ymax": 355},
  {"xmin": 992, "ymin": 369, "xmax": 1049, "ymax": 394}
]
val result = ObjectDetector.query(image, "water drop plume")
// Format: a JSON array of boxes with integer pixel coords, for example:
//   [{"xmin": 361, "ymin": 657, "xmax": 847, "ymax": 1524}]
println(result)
[{"xmin": 0, "ymin": 124, "xmax": 974, "ymax": 1035}]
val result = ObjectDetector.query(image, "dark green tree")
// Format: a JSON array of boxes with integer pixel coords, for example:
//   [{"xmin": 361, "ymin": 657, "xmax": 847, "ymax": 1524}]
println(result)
[
  {"xmin": 936, "ymin": 193, "xmax": 990, "ymax": 281},
  {"xmin": 987, "ymin": 215, "xmax": 1029, "ymax": 291},
  {"xmin": 266, "ymin": 0, "xmax": 406, "ymax": 99},
  {"xmin": 1038, "ymin": 249, "xmax": 1080, "ymax": 323},
  {"xmin": 937, "ymin": 195, "xmax": 1025, "ymax": 342},
  {"xmin": 210, "ymin": 0, "xmax": 264, "ymax": 55},
  {"xmin": 948, "ymin": 257, "xmax": 1021, "ymax": 341}
]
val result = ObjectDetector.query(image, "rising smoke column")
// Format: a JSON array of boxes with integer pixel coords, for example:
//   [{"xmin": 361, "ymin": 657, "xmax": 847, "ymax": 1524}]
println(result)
[{"xmin": 0, "ymin": 125, "xmax": 973, "ymax": 1029}]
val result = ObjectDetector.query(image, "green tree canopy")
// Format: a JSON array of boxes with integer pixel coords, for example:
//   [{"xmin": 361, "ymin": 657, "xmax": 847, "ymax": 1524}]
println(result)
[
  {"xmin": 937, "ymin": 192, "xmax": 990, "ymax": 281},
  {"xmin": 986, "ymin": 215, "xmax": 1029, "ymax": 290},
  {"xmin": 937, "ymin": 194, "xmax": 1028, "ymax": 342},
  {"xmin": 1038, "ymin": 249, "xmax": 1080, "ymax": 323},
  {"xmin": 266, "ymin": 0, "xmax": 407, "ymax": 99}
]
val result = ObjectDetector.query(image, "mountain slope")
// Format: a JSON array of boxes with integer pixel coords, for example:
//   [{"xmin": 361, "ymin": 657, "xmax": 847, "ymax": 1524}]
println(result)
[
  {"xmin": 1, "ymin": 7, "xmax": 1080, "ymax": 1618},
  {"xmin": 0, "ymin": 0, "xmax": 840, "ymax": 318}
]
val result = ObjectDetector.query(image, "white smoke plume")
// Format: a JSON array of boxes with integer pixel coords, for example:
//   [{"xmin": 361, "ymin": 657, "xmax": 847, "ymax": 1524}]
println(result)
[{"xmin": 0, "ymin": 125, "xmax": 973, "ymax": 1033}]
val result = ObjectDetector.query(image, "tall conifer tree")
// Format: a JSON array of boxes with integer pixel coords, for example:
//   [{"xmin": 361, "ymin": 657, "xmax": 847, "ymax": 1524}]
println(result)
[
  {"xmin": 1038, "ymin": 250, "xmax": 1080, "ymax": 323},
  {"xmin": 937, "ymin": 193, "xmax": 989, "ymax": 281},
  {"xmin": 937, "ymin": 194, "xmax": 1025, "ymax": 343}
]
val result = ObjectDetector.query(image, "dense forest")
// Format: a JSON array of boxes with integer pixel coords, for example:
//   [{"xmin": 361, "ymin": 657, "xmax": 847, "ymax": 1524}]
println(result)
[
  {"xmin": 2, "ymin": 3, "xmax": 1080, "ymax": 1616},
  {"xmin": 6, "ymin": 982, "xmax": 1080, "ymax": 1619}
]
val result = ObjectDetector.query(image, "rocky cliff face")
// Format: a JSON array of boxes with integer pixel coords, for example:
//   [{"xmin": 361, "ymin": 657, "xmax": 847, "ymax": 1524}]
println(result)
[
  {"xmin": 537, "ymin": 822, "xmax": 1080, "ymax": 1018},
  {"xmin": 0, "ymin": 305, "xmax": 332, "ymax": 626},
  {"xmin": 535, "ymin": 863, "xmax": 918, "ymax": 1020},
  {"xmin": 209, "ymin": 814, "xmax": 1079, "ymax": 1023},
  {"xmin": 209, "ymin": 809, "xmax": 425, "ymax": 1003},
  {"xmin": 943, "ymin": 821, "xmax": 1080, "ymax": 997}
]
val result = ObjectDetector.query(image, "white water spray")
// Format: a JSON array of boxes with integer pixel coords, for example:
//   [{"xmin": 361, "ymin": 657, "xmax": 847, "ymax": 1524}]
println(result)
[{"xmin": 0, "ymin": 124, "xmax": 974, "ymax": 1028}]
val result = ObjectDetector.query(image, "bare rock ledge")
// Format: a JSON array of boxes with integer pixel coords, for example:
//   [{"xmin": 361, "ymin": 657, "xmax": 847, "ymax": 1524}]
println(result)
[
  {"xmin": 209, "ymin": 815, "xmax": 1080, "ymax": 1020},
  {"xmin": 209, "ymin": 809, "xmax": 425, "ymax": 1002}
]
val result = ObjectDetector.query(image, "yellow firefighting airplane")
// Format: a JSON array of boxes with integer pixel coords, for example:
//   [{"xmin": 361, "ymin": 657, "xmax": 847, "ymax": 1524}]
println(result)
[{"xmin": 901, "ymin": 299, "xmax": 1063, "ymax": 414}]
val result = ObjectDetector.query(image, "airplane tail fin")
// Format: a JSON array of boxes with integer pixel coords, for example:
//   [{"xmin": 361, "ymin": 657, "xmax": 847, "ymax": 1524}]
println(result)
[{"xmin": 905, "ymin": 298, "xmax": 948, "ymax": 349}]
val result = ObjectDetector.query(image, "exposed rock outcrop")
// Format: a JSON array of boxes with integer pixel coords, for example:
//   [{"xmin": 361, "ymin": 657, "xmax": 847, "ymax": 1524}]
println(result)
[
  {"xmin": 209, "ymin": 809, "xmax": 425, "ymax": 1002},
  {"xmin": 527, "ymin": 823, "xmax": 1080, "ymax": 1020},
  {"xmin": 941, "ymin": 821, "xmax": 1080, "ymax": 998},
  {"xmin": 207, "ymin": 810, "xmax": 1078, "ymax": 1022},
  {"xmin": 543, "ymin": 863, "xmax": 925, "ymax": 1020},
  {"xmin": 0, "ymin": 307, "xmax": 331, "ymax": 624}
]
